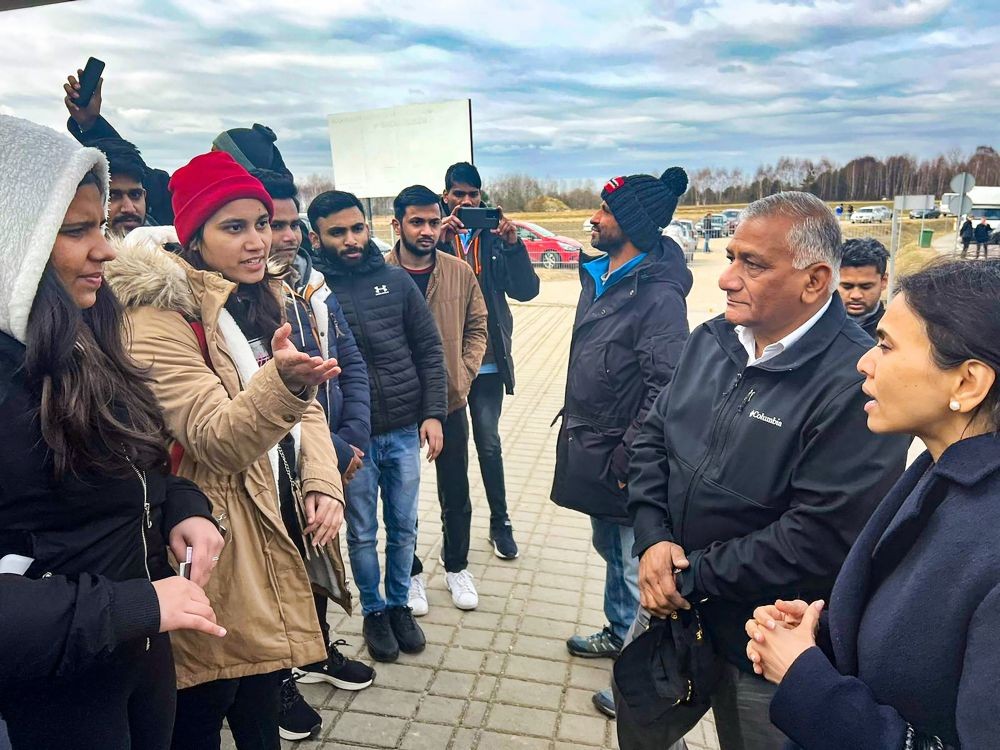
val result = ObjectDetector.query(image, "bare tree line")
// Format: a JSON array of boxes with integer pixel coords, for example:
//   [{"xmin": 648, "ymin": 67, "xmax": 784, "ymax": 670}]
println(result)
[{"xmin": 295, "ymin": 146, "xmax": 1000, "ymax": 214}]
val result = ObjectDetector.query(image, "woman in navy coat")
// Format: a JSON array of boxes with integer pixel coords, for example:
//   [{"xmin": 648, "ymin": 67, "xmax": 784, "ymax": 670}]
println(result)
[{"xmin": 746, "ymin": 259, "xmax": 1000, "ymax": 749}]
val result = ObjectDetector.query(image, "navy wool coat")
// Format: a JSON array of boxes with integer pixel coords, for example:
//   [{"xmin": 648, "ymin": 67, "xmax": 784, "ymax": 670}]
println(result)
[{"xmin": 770, "ymin": 433, "xmax": 1000, "ymax": 749}]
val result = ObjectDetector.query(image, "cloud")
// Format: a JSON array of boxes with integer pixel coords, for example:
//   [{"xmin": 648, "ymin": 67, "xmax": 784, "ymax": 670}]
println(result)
[{"xmin": 0, "ymin": 0, "xmax": 997, "ymax": 186}]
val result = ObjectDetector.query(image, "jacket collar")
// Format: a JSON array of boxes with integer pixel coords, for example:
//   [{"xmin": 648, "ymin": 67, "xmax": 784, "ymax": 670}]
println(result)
[
  {"xmin": 709, "ymin": 294, "xmax": 850, "ymax": 372},
  {"xmin": 929, "ymin": 432, "xmax": 1000, "ymax": 486}
]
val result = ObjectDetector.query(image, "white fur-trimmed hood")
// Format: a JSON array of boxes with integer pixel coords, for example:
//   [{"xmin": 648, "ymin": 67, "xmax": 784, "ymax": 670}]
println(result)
[
  {"xmin": 105, "ymin": 229, "xmax": 200, "ymax": 318},
  {"xmin": 0, "ymin": 114, "xmax": 109, "ymax": 343}
]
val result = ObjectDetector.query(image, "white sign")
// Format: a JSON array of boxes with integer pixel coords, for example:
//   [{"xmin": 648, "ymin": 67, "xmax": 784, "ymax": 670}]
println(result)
[
  {"xmin": 950, "ymin": 172, "xmax": 975, "ymax": 195},
  {"xmin": 947, "ymin": 194, "xmax": 973, "ymax": 216},
  {"xmin": 892, "ymin": 194, "xmax": 935, "ymax": 211},
  {"xmin": 327, "ymin": 100, "xmax": 473, "ymax": 200}
]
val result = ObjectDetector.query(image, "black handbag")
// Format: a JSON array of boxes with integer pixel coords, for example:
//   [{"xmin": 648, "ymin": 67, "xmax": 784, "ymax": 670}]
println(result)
[{"xmin": 613, "ymin": 607, "xmax": 724, "ymax": 730}]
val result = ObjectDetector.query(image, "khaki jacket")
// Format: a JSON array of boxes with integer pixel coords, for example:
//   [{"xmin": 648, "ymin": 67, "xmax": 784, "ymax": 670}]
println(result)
[
  {"xmin": 387, "ymin": 246, "xmax": 488, "ymax": 413},
  {"xmin": 106, "ymin": 241, "xmax": 348, "ymax": 688}
]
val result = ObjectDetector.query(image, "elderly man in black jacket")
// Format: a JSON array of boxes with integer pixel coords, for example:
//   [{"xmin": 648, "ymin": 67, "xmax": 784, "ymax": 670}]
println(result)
[
  {"xmin": 306, "ymin": 190, "xmax": 447, "ymax": 665},
  {"xmin": 438, "ymin": 162, "xmax": 540, "ymax": 560},
  {"xmin": 617, "ymin": 192, "xmax": 910, "ymax": 750},
  {"xmin": 551, "ymin": 167, "xmax": 693, "ymax": 718}
]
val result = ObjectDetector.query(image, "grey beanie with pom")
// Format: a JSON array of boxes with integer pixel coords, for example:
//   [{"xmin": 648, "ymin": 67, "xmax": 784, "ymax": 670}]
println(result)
[{"xmin": 601, "ymin": 166, "xmax": 688, "ymax": 252}]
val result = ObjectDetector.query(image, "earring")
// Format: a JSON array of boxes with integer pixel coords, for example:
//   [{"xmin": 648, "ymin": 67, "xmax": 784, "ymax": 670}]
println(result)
[{"xmin": 949, "ymin": 400, "xmax": 961, "ymax": 412}]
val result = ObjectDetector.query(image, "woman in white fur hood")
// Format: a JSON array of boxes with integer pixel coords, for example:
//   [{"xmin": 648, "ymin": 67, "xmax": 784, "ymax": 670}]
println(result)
[{"xmin": 0, "ymin": 116, "xmax": 224, "ymax": 748}]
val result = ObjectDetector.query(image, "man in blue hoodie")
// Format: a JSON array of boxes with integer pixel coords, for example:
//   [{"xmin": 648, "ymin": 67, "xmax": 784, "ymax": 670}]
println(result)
[{"xmin": 551, "ymin": 167, "xmax": 693, "ymax": 717}]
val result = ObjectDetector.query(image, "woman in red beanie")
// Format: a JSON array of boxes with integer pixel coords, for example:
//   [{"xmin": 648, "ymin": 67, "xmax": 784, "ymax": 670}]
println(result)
[{"xmin": 107, "ymin": 151, "xmax": 350, "ymax": 750}]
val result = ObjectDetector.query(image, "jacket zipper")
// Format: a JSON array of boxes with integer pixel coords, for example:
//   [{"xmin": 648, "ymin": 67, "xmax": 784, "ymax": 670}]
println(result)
[
  {"xmin": 127, "ymin": 458, "xmax": 152, "ymax": 652},
  {"xmin": 346, "ymin": 281, "xmax": 390, "ymax": 430},
  {"xmin": 678, "ymin": 370, "xmax": 746, "ymax": 542}
]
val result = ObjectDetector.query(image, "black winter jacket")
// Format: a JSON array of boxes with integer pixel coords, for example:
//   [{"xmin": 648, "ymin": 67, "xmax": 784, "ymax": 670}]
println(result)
[
  {"xmin": 312, "ymin": 242, "xmax": 447, "ymax": 436},
  {"xmin": 66, "ymin": 115, "xmax": 174, "ymax": 226},
  {"xmin": 973, "ymin": 221, "xmax": 993, "ymax": 242},
  {"xmin": 0, "ymin": 333, "xmax": 214, "ymax": 685},
  {"xmin": 440, "ymin": 225, "xmax": 539, "ymax": 393},
  {"xmin": 628, "ymin": 296, "xmax": 909, "ymax": 670},
  {"xmin": 551, "ymin": 238, "xmax": 692, "ymax": 523},
  {"xmin": 772, "ymin": 434, "xmax": 1000, "ymax": 749}
]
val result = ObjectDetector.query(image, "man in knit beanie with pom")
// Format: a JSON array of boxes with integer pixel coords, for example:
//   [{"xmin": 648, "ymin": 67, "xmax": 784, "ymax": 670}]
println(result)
[{"xmin": 551, "ymin": 167, "xmax": 693, "ymax": 717}]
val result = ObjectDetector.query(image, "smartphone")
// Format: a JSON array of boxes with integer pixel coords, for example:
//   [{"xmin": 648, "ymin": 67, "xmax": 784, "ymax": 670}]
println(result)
[
  {"xmin": 179, "ymin": 546, "xmax": 193, "ymax": 580},
  {"xmin": 457, "ymin": 206, "xmax": 501, "ymax": 231},
  {"xmin": 75, "ymin": 57, "xmax": 105, "ymax": 109}
]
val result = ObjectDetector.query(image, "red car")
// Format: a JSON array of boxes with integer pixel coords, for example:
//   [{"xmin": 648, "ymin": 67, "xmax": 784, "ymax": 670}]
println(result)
[{"xmin": 512, "ymin": 220, "xmax": 582, "ymax": 269}]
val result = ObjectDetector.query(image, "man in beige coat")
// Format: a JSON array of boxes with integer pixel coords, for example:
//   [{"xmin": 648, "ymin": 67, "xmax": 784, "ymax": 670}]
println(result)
[{"xmin": 386, "ymin": 185, "xmax": 488, "ymax": 614}]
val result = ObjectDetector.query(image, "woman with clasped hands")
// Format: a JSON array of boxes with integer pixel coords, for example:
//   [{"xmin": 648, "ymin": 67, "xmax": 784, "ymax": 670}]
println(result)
[
  {"xmin": 0, "ymin": 115, "xmax": 224, "ymax": 749},
  {"xmin": 745, "ymin": 259, "xmax": 1000, "ymax": 750},
  {"xmin": 107, "ymin": 152, "xmax": 348, "ymax": 749}
]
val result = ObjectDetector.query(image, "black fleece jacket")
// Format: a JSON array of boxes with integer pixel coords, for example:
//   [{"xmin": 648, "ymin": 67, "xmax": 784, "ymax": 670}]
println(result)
[
  {"xmin": 0, "ymin": 333, "xmax": 214, "ymax": 685},
  {"xmin": 627, "ymin": 297, "xmax": 910, "ymax": 670}
]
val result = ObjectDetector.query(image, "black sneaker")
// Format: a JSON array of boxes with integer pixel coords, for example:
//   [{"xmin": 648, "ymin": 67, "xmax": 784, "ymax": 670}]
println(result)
[
  {"xmin": 566, "ymin": 625, "xmax": 624, "ymax": 658},
  {"xmin": 278, "ymin": 677, "xmax": 322, "ymax": 741},
  {"xmin": 488, "ymin": 521, "xmax": 519, "ymax": 560},
  {"xmin": 294, "ymin": 639, "xmax": 376, "ymax": 691},
  {"xmin": 363, "ymin": 611, "xmax": 399, "ymax": 662},
  {"xmin": 387, "ymin": 605, "xmax": 426, "ymax": 654},
  {"xmin": 592, "ymin": 688, "xmax": 616, "ymax": 718}
]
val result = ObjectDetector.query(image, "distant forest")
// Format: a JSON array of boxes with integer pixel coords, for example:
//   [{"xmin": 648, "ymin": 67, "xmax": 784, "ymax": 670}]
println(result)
[{"xmin": 297, "ymin": 145, "xmax": 1000, "ymax": 213}]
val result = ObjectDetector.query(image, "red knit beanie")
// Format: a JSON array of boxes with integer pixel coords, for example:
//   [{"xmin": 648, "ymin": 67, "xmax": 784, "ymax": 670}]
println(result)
[{"xmin": 169, "ymin": 151, "xmax": 274, "ymax": 246}]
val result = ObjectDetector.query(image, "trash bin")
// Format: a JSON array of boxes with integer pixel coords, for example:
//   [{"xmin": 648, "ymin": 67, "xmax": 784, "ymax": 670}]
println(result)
[{"xmin": 919, "ymin": 228, "xmax": 933, "ymax": 248}]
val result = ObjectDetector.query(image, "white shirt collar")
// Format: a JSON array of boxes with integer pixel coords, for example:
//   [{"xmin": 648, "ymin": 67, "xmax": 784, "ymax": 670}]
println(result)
[{"xmin": 735, "ymin": 296, "xmax": 833, "ymax": 367}]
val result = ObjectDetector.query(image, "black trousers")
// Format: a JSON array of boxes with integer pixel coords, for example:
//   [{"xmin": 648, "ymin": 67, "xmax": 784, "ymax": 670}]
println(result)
[
  {"xmin": 2, "ymin": 634, "xmax": 175, "ymax": 750},
  {"xmin": 412, "ymin": 407, "xmax": 473, "ymax": 575},
  {"xmin": 467, "ymin": 373, "xmax": 510, "ymax": 528},
  {"xmin": 171, "ymin": 670, "xmax": 284, "ymax": 750}
]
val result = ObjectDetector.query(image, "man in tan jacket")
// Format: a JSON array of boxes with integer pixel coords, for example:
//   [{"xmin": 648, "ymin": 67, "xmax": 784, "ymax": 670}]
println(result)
[{"xmin": 386, "ymin": 185, "xmax": 488, "ymax": 613}]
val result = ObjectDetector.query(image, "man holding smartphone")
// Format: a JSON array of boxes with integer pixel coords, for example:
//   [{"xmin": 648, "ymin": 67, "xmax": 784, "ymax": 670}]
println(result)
[{"xmin": 437, "ymin": 162, "xmax": 539, "ymax": 561}]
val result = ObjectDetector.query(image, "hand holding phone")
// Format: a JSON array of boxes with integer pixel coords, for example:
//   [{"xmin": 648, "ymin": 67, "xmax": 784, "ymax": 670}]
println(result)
[{"xmin": 63, "ymin": 57, "xmax": 104, "ymax": 131}]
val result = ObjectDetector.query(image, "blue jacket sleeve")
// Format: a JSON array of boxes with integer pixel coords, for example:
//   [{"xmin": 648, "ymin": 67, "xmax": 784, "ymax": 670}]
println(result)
[
  {"xmin": 770, "ymin": 647, "xmax": 908, "ymax": 750},
  {"xmin": 0, "ymin": 573, "xmax": 160, "ymax": 683},
  {"xmin": 328, "ymin": 295, "xmax": 371, "ymax": 454}
]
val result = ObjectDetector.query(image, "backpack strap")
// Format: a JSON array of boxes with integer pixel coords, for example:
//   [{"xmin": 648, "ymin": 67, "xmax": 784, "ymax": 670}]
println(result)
[{"xmin": 170, "ymin": 317, "xmax": 212, "ymax": 475}]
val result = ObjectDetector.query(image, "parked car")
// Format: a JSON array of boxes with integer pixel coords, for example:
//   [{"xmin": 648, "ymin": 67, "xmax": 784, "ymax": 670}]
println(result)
[
  {"xmin": 695, "ymin": 214, "xmax": 726, "ymax": 238},
  {"xmin": 663, "ymin": 220, "xmax": 696, "ymax": 257},
  {"xmin": 851, "ymin": 206, "xmax": 888, "ymax": 224},
  {"xmin": 513, "ymin": 220, "xmax": 582, "ymax": 269},
  {"xmin": 909, "ymin": 208, "xmax": 941, "ymax": 219},
  {"xmin": 720, "ymin": 208, "xmax": 741, "ymax": 235}
]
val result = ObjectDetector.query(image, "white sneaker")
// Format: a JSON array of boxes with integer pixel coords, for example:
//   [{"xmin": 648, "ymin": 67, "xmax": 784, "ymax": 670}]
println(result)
[
  {"xmin": 408, "ymin": 574, "xmax": 428, "ymax": 617},
  {"xmin": 445, "ymin": 569, "xmax": 479, "ymax": 610}
]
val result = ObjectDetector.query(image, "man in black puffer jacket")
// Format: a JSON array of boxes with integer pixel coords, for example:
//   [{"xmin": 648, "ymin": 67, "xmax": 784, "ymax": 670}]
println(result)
[{"xmin": 307, "ymin": 190, "xmax": 447, "ymax": 664}]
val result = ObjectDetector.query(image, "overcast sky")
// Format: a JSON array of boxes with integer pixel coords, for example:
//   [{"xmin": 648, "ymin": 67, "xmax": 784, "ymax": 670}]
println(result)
[{"xmin": 2, "ymin": 0, "xmax": 998, "ymax": 184}]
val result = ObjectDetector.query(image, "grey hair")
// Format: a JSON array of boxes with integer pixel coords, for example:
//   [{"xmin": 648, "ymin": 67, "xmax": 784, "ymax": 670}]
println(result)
[{"xmin": 739, "ymin": 191, "xmax": 843, "ymax": 290}]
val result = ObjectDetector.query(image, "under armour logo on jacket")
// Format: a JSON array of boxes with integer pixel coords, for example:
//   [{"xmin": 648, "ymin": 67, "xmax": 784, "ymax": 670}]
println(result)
[{"xmin": 374, "ymin": 284, "xmax": 389, "ymax": 296}]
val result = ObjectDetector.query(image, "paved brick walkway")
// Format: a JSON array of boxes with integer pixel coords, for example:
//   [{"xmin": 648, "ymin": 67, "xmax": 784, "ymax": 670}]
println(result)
[{"xmin": 223, "ymin": 248, "xmax": 734, "ymax": 750}]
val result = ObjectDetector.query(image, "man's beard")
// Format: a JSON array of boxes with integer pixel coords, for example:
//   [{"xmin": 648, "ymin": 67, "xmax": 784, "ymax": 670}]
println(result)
[
  {"xmin": 592, "ymin": 234, "xmax": 625, "ymax": 256},
  {"xmin": 402, "ymin": 235, "xmax": 435, "ymax": 256}
]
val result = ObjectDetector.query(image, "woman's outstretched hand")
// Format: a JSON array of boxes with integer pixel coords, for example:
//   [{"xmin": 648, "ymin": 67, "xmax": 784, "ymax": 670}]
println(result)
[{"xmin": 271, "ymin": 323, "xmax": 340, "ymax": 393}]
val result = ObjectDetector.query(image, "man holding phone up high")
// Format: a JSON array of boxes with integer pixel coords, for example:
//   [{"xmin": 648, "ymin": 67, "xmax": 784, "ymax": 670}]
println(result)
[{"xmin": 437, "ymin": 162, "xmax": 539, "ymax": 561}]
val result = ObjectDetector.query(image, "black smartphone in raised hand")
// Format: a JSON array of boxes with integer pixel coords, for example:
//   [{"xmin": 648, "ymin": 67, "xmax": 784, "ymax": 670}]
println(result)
[
  {"xmin": 457, "ymin": 206, "xmax": 501, "ymax": 231},
  {"xmin": 75, "ymin": 57, "xmax": 105, "ymax": 109}
]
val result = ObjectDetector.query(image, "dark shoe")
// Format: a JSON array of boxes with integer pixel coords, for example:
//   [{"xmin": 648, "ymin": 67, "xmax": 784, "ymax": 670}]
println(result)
[
  {"xmin": 592, "ymin": 688, "xmax": 616, "ymax": 718},
  {"xmin": 488, "ymin": 521, "xmax": 519, "ymax": 560},
  {"xmin": 363, "ymin": 611, "xmax": 399, "ymax": 662},
  {"xmin": 278, "ymin": 678, "xmax": 322, "ymax": 741},
  {"xmin": 387, "ymin": 605, "xmax": 426, "ymax": 654},
  {"xmin": 294, "ymin": 639, "xmax": 376, "ymax": 690},
  {"xmin": 566, "ymin": 625, "xmax": 624, "ymax": 659}
]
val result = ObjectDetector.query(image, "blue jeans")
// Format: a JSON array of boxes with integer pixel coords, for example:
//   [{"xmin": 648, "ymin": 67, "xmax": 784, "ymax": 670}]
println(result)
[
  {"xmin": 591, "ymin": 518, "xmax": 640, "ymax": 642},
  {"xmin": 345, "ymin": 424, "xmax": 421, "ymax": 616}
]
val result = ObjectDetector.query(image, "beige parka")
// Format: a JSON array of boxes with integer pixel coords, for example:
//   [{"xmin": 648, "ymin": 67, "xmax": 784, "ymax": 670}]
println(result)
[{"xmin": 106, "ymin": 239, "xmax": 349, "ymax": 688}]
